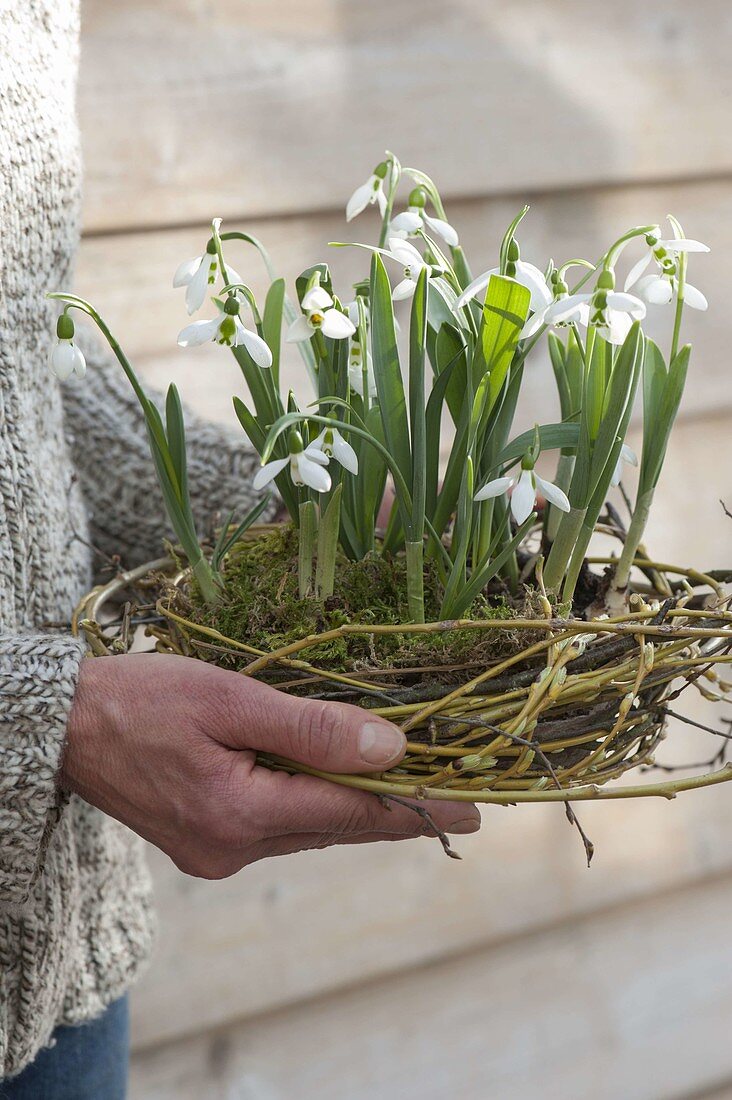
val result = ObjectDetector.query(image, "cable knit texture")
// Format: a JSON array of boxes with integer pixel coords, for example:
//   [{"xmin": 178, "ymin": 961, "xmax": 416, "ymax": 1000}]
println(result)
[{"xmin": 0, "ymin": 1, "xmax": 273, "ymax": 1078}]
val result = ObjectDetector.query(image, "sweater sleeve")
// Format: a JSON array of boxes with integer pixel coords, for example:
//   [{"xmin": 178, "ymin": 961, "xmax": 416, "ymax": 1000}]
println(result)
[
  {"xmin": 0, "ymin": 632, "xmax": 86, "ymax": 906},
  {"xmin": 60, "ymin": 332, "xmax": 280, "ymax": 568}
]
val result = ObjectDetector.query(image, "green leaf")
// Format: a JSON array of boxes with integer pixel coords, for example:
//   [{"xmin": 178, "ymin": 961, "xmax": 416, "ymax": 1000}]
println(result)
[
  {"xmin": 641, "ymin": 343, "xmax": 689, "ymax": 492},
  {"xmin": 315, "ymin": 483, "xmax": 342, "ymax": 598},
  {"xmin": 480, "ymin": 275, "xmax": 531, "ymax": 414},
  {"xmin": 369, "ymin": 253, "xmax": 412, "ymax": 515},
  {"xmin": 212, "ymin": 495, "xmax": 272, "ymax": 571},
  {"xmin": 263, "ymin": 278, "xmax": 285, "ymax": 388},
  {"xmin": 409, "ymin": 268, "xmax": 429, "ymax": 541},
  {"xmin": 164, "ymin": 384, "xmax": 188, "ymax": 506},
  {"xmin": 433, "ymin": 322, "xmax": 468, "ymax": 424},
  {"xmin": 495, "ymin": 422, "xmax": 581, "ymax": 468}
]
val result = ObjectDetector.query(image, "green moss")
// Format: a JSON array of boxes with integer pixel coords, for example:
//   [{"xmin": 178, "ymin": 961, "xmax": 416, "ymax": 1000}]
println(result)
[{"xmin": 184, "ymin": 525, "xmax": 546, "ymax": 676}]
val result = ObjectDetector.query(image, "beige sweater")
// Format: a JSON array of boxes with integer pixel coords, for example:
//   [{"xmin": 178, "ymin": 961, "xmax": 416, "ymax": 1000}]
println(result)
[{"xmin": 0, "ymin": 1, "xmax": 269, "ymax": 1078}]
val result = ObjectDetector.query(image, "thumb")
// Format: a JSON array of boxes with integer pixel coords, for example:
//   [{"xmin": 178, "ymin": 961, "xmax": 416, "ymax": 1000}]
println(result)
[{"xmin": 215, "ymin": 676, "xmax": 407, "ymax": 774}]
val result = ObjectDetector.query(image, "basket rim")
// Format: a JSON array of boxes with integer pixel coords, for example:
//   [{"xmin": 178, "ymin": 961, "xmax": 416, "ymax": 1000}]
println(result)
[{"xmin": 72, "ymin": 551, "xmax": 732, "ymax": 805}]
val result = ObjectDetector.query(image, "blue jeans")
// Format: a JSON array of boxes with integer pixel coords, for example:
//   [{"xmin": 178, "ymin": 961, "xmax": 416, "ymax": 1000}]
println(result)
[{"xmin": 0, "ymin": 996, "xmax": 129, "ymax": 1099}]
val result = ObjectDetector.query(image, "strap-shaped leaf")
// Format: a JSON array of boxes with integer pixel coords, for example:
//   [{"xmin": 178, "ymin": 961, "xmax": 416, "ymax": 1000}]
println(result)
[
  {"xmin": 481, "ymin": 274, "xmax": 531, "ymax": 414},
  {"xmin": 369, "ymin": 253, "xmax": 412, "ymax": 492},
  {"xmin": 263, "ymin": 277, "xmax": 285, "ymax": 387}
]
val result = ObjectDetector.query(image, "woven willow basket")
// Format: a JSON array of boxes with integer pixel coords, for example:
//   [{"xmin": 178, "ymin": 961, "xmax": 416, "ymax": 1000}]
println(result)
[{"xmin": 73, "ymin": 523, "xmax": 732, "ymax": 852}]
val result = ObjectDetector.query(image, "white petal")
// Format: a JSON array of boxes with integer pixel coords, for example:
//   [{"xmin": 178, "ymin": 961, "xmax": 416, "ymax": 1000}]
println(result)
[
  {"xmin": 185, "ymin": 254, "xmax": 215, "ymax": 315},
  {"xmin": 296, "ymin": 453, "xmax": 332, "ymax": 493},
  {"xmin": 302, "ymin": 446, "xmax": 330, "ymax": 467},
  {"xmin": 376, "ymin": 186, "xmax": 387, "ymax": 218},
  {"xmin": 659, "ymin": 237, "xmax": 710, "ymax": 254},
  {"xmin": 624, "ymin": 252, "xmax": 652, "ymax": 291},
  {"xmin": 603, "ymin": 310, "xmax": 633, "ymax": 345},
  {"xmin": 321, "ymin": 309, "xmax": 357, "ymax": 340},
  {"xmin": 332, "ymin": 431, "xmax": 359, "ymax": 474},
  {"xmin": 302, "ymin": 286, "xmax": 333, "ymax": 312},
  {"xmin": 71, "ymin": 344, "xmax": 87, "ymax": 378},
  {"xmin": 346, "ymin": 179, "xmax": 375, "ymax": 222},
  {"xmin": 253, "ymin": 456, "xmax": 289, "ymax": 491},
  {"xmin": 535, "ymin": 475, "xmax": 570, "ymax": 513},
  {"xmin": 392, "ymin": 278, "xmax": 416, "ymax": 301},
  {"xmin": 474, "ymin": 475, "xmax": 513, "ymax": 502},
  {"xmin": 49, "ymin": 340, "xmax": 77, "ymax": 380},
  {"xmin": 173, "ymin": 255, "xmax": 202, "ymax": 288},
  {"xmin": 177, "ymin": 317, "xmax": 221, "ymax": 347},
  {"xmin": 238, "ymin": 324, "xmax": 273, "ymax": 368},
  {"xmin": 424, "ymin": 213, "xmax": 459, "ymax": 247},
  {"xmin": 454, "ymin": 269, "xmax": 497, "ymax": 310},
  {"xmin": 521, "ymin": 308, "xmax": 547, "ymax": 339},
  {"xmin": 286, "ymin": 315, "xmax": 315, "ymax": 343},
  {"xmin": 544, "ymin": 293, "xmax": 591, "ymax": 324},
  {"xmin": 607, "ymin": 291, "xmax": 646, "ymax": 318},
  {"xmin": 510, "ymin": 469, "xmax": 537, "ymax": 525},
  {"xmin": 621, "ymin": 443, "xmax": 638, "ymax": 466},
  {"xmin": 515, "ymin": 261, "xmax": 553, "ymax": 310},
  {"xmin": 683, "ymin": 282, "xmax": 708, "ymax": 310},
  {"xmin": 635, "ymin": 275, "xmax": 673, "ymax": 305},
  {"xmin": 387, "ymin": 237, "xmax": 424, "ymax": 267},
  {"xmin": 391, "ymin": 210, "xmax": 423, "ymax": 234}
]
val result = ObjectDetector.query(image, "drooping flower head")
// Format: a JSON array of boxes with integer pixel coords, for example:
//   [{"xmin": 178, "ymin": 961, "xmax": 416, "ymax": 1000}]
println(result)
[
  {"xmin": 173, "ymin": 238, "xmax": 243, "ymax": 316},
  {"xmin": 475, "ymin": 451, "xmax": 570, "ymax": 526},
  {"xmin": 178, "ymin": 295, "xmax": 273, "ymax": 367},
  {"xmin": 286, "ymin": 287, "xmax": 356, "ymax": 343},
  {"xmin": 385, "ymin": 237, "xmax": 442, "ymax": 301},
  {"xmin": 309, "ymin": 427, "xmax": 359, "ymax": 475},
  {"xmin": 253, "ymin": 430, "xmax": 332, "ymax": 494},
  {"xmin": 48, "ymin": 312, "xmax": 86, "ymax": 380},
  {"xmin": 454, "ymin": 237, "xmax": 551, "ymax": 317},
  {"xmin": 346, "ymin": 161, "xmax": 389, "ymax": 222},
  {"xmin": 390, "ymin": 187, "xmax": 459, "ymax": 247},
  {"xmin": 544, "ymin": 267, "xmax": 646, "ymax": 345},
  {"xmin": 624, "ymin": 222, "xmax": 709, "ymax": 311}
]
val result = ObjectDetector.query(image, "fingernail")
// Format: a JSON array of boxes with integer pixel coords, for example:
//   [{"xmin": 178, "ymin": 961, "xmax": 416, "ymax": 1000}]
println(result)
[
  {"xmin": 446, "ymin": 817, "xmax": 481, "ymax": 834},
  {"xmin": 358, "ymin": 721, "xmax": 405, "ymax": 766}
]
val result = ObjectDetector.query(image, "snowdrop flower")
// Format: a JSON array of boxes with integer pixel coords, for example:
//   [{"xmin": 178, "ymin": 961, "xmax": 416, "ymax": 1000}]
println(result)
[
  {"xmin": 544, "ymin": 268, "xmax": 646, "ymax": 345},
  {"xmin": 624, "ymin": 225, "xmax": 709, "ymax": 311},
  {"xmin": 521, "ymin": 273, "xmax": 590, "ymax": 338},
  {"xmin": 173, "ymin": 243, "xmax": 243, "ymax": 316},
  {"xmin": 346, "ymin": 162, "xmax": 389, "ymax": 222},
  {"xmin": 49, "ymin": 313, "xmax": 86, "ymax": 380},
  {"xmin": 610, "ymin": 443, "xmax": 638, "ymax": 487},
  {"xmin": 253, "ymin": 432, "xmax": 331, "ymax": 494},
  {"xmin": 390, "ymin": 188, "xmax": 459, "ymax": 247},
  {"xmin": 309, "ymin": 427, "xmax": 359, "ymax": 475},
  {"xmin": 177, "ymin": 297, "xmax": 273, "ymax": 367},
  {"xmin": 475, "ymin": 461, "xmax": 570, "ymax": 526},
  {"xmin": 384, "ymin": 238, "xmax": 441, "ymax": 301},
  {"xmin": 286, "ymin": 287, "xmax": 356, "ymax": 343},
  {"xmin": 454, "ymin": 245, "xmax": 551, "ymax": 315}
]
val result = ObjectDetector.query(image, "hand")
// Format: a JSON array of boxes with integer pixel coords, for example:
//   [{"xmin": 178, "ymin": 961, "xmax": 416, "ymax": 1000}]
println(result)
[{"xmin": 62, "ymin": 654, "xmax": 480, "ymax": 878}]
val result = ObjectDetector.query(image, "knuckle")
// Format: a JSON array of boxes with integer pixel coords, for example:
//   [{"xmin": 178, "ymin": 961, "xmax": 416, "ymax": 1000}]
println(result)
[{"xmin": 295, "ymin": 701, "xmax": 346, "ymax": 762}]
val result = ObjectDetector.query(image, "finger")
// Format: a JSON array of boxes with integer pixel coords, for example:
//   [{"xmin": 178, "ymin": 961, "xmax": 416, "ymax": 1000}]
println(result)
[
  {"xmin": 241, "ymin": 769, "xmax": 481, "ymax": 839},
  {"xmin": 245, "ymin": 822, "xmax": 479, "ymax": 862},
  {"xmin": 215, "ymin": 674, "xmax": 407, "ymax": 773}
]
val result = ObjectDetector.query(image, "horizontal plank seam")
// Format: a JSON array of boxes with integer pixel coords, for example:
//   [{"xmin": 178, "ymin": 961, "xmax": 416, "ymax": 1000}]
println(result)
[
  {"xmin": 131, "ymin": 863, "xmax": 732, "ymax": 1056},
  {"xmin": 81, "ymin": 168, "xmax": 732, "ymax": 241}
]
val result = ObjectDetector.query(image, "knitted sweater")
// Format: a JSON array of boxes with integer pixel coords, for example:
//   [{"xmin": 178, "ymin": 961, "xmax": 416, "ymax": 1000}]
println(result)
[{"xmin": 0, "ymin": 2, "xmax": 271, "ymax": 1078}]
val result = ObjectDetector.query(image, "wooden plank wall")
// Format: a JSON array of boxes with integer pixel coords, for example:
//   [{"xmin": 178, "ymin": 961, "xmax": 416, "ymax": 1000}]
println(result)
[{"xmin": 75, "ymin": 3, "xmax": 732, "ymax": 1097}]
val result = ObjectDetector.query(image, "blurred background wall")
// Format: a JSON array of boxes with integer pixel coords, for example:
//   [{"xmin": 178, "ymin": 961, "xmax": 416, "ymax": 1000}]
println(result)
[{"xmin": 75, "ymin": 3, "xmax": 732, "ymax": 1097}]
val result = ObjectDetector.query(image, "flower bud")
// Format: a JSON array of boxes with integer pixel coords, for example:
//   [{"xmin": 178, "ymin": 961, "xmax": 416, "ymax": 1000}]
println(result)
[{"xmin": 408, "ymin": 187, "xmax": 426, "ymax": 209}]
